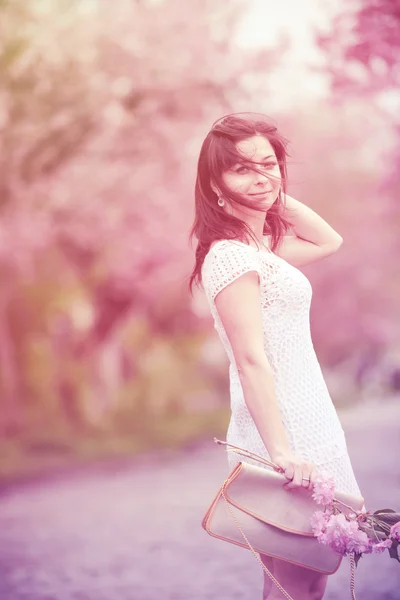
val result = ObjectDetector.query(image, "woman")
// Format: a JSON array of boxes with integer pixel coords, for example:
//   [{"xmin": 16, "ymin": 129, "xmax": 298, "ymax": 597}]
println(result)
[{"xmin": 188, "ymin": 113, "xmax": 364, "ymax": 600}]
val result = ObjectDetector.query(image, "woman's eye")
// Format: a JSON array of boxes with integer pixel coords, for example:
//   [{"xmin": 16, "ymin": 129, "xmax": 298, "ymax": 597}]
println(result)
[{"xmin": 234, "ymin": 162, "xmax": 277, "ymax": 174}]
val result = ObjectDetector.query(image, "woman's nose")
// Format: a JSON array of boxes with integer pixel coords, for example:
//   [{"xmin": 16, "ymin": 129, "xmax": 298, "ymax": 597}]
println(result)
[
  {"xmin": 253, "ymin": 170, "xmax": 268, "ymax": 183},
  {"xmin": 254, "ymin": 170, "xmax": 280, "ymax": 187}
]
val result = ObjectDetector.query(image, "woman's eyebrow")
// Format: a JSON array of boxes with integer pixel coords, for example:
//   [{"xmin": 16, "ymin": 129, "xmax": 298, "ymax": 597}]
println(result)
[
  {"xmin": 236, "ymin": 155, "xmax": 275, "ymax": 165},
  {"xmin": 240, "ymin": 154, "xmax": 276, "ymax": 163},
  {"xmin": 260, "ymin": 155, "xmax": 275, "ymax": 161}
]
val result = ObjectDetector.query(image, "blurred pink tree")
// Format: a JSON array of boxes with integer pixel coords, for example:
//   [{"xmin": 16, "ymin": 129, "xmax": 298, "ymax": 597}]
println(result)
[
  {"xmin": 318, "ymin": 0, "xmax": 400, "ymax": 95},
  {"xmin": 0, "ymin": 0, "xmax": 280, "ymax": 438},
  {"xmin": 317, "ymin": 0, "xmax": 400, "ymax": 186},
  {"xmin": 306, "ymin": 0, "xmax": 400, "ymax": 376}
]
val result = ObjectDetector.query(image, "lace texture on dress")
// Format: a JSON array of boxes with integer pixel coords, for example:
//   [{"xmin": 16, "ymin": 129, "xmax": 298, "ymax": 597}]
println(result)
[{"xmin": 201, "ymin": 239, "xmax": 362, "ymax": 497}]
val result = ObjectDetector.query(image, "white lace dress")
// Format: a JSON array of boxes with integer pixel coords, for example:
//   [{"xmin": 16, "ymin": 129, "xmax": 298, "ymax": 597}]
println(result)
[{"xmin": 201, "ymin": 238, "xmax": 363, "ymax": 498}]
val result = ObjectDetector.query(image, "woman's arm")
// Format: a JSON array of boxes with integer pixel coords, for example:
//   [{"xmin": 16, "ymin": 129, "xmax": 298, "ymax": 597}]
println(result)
[
  {"xmin": 214, "ymin": 270, "xmax": 292, "ymax": 460},
  {"xmin": 274, "ymin": 194, "xmax": 343, "ymax": 267},
  {"xmin": 208, "ymin": 245, "xmax": 317, "ymax": 489},
  {"xmin": 237, "ymin": 358, "xmax": 292, "ymax": 460}
]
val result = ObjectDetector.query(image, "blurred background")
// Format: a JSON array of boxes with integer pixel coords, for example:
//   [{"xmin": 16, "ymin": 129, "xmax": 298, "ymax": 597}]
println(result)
[{"xmin": 0, "ymin": 0, "xmax": 399, "ymax": 481}]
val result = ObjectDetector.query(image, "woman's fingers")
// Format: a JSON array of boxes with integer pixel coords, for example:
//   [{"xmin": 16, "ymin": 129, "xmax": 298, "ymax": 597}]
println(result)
[
  {"xmin": 274, "ymin": 454, "xmax": 318, "ymax": 492},
  {"xmin": 284, "ymin": 468, "xmax": 303, "ymax": 490},
  {"xmin": 308, "ymin": 466, "xmax": 319, "ymax": 490},
  {"xmin": 284, "ymin": 463, "xmax": 314, "ymax": 491},
  {"xmin": 283, "ymin": 464, "xmax": 294, "ymax": 484},
  {"xmin": 301, "ymin": 471, "xmax": 312, "ymax": 489}
]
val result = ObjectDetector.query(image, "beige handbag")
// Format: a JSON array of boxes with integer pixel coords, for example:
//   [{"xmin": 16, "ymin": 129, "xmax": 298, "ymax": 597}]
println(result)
[{"xmin": 202, "ymin": 439, "xmax": 365, "ymax": 600}]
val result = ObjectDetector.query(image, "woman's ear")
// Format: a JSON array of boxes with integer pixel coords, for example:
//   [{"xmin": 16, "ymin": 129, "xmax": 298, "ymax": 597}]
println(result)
[{"xmin": 210, "ymin": 181, "xmax": 219, "ymax": 196}]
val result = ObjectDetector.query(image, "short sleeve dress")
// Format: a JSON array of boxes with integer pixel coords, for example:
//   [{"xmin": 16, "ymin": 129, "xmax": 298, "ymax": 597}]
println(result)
[{"xmin": 201, "ymin": 238, "xmax": 363, "ymax": 498}]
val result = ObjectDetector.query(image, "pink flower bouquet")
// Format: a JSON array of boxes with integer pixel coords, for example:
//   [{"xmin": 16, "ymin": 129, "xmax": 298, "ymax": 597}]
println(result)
[{"xmin": 310, "ymin": 471, "xmax": 400, "ymax": 567}]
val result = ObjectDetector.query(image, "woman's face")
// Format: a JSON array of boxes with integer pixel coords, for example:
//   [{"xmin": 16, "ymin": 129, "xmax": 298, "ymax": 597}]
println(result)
[{"xmin": 221, "ymin": 135, "xmax": 281, "ymax": 209}]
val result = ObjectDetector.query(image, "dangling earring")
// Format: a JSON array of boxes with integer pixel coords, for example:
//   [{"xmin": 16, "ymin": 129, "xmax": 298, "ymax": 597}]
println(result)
[{"xmin": 217, "ymin": 196, "xmax": 225, "ymax": 207}]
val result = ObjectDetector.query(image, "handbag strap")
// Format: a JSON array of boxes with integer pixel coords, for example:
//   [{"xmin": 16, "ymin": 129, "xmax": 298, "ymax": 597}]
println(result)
[
  {"xmin": 221, "ymin": 478, "xmax": 296, "ymax": 600},
  {"xmin": 349, "ymin": 553, "xmax": 357, "ymax": 600},
  {"xmin": 217, "ymin": 438, "xmax": 358, "ymax": 600}
]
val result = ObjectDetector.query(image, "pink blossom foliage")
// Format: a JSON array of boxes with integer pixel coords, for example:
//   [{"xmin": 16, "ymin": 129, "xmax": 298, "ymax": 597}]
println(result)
[
  {"xmin": 310, "ymin": 509, "xmax": 333, "ymax": 538},
  {"xmin": 370, "ymin": 538, "xmax": 393, "ymax": 555},
  {"xmin": 310, "ymin": 472, "xmax": 398, "ymax": 559},
  {"xmin": 311, "ymin": 511, "xmax": 372, "ymax": 556},
  {"xmin": 390, "ymin": 522, "xmax": 400, "ymax": 542},
  {"xmin": 311, "ymin": 469, "xmax": 336, "ymax": 506}
]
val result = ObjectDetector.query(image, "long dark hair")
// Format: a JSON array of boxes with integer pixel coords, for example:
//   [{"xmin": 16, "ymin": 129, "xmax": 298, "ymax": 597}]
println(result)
[{"xmin": 188, "ymin": 113, "xmax": 293, "ymax": 294}]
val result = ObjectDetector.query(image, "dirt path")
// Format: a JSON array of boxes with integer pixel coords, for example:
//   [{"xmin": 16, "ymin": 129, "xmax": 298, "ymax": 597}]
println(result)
[{"xmin": 0, "ymin": 399, "xmax": 399, "ymax": 600}]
